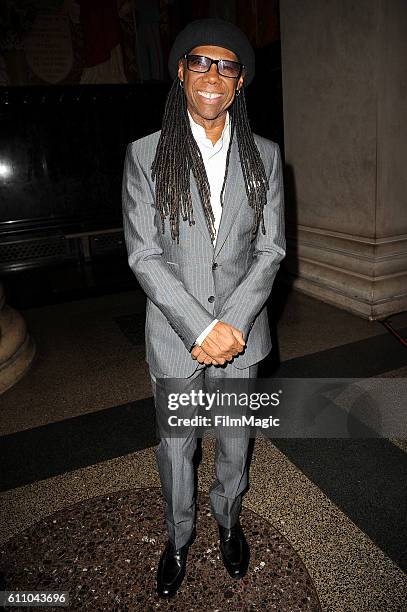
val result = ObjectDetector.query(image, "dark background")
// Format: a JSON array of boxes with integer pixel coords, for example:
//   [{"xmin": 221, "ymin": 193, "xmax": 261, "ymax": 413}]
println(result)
[{"xmin": 0, "ymin": 0, "xmax": 283, "ymax": 308}]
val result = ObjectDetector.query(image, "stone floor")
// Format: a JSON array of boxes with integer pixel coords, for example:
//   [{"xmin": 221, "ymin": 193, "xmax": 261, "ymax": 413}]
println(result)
[
  {"xmin": 1, "ymin": 489, "xmax": 320, "ymax": 611},
  {"xmin": 0, "ymin": 286, "xmax": 406, "ymax": 611}
]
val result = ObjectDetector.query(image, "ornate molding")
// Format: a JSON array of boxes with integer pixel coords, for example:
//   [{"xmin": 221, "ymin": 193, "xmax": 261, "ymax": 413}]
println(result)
[{"xmin": 284, "ymin": 226, "xmax": 407, "ymax": 319}]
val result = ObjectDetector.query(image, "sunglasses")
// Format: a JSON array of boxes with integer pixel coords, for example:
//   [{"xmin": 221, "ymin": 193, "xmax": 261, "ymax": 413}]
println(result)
[{"xmin": 184, "ymin": 54, "xmax": 243, "ymax": 79}]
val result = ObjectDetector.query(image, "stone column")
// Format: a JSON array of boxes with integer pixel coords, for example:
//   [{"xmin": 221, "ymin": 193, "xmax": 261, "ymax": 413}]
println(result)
[
  {"xmin": 279, "ymin": 0, "xmax": 407, "ymax": 319},
  {"xmin": 0, "ymin": 282, "xmax": 35, "ymax": 394}
]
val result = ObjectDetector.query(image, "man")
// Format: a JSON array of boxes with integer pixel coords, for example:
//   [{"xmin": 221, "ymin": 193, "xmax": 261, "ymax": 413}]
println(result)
[{"xmin": 122, "ymin": 18, "xmax": 285, "ymax": 597}]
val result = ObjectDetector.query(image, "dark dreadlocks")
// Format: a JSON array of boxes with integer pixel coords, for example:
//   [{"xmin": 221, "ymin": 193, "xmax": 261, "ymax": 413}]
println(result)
[{"xmin": 151, "ymin": 78, "xmax": 269, "ymax": 243}]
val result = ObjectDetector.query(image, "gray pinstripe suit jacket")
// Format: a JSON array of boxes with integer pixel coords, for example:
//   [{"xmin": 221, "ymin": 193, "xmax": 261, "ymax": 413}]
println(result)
[{"xmin": 122, "ymin": 129, "xmax": 286, "ymax": 377}]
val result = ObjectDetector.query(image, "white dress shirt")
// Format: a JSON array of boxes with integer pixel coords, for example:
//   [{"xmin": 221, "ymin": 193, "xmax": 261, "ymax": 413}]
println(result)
[{"xmin": 188, "ymin": 110, "xmax": 231, "ymax": 346}]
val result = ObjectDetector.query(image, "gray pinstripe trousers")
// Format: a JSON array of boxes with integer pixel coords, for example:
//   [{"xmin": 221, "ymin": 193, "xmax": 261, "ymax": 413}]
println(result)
[{"xmin": 150, "ymin": 362, "xmax": 258, "ymax": 549}]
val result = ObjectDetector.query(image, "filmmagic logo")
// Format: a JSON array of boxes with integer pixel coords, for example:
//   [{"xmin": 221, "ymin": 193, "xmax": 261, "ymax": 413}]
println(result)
[
  {"xmin": 167, "ymin": 414, "xmax": 281, "ymax": 428},
  {"xmin": 167, "ymin": 389, "xmax": 282, "ymax": 411}
]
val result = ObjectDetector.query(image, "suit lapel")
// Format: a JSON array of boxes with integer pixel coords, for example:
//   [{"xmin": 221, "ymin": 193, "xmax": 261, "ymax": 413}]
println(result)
[
  {"xmin": 189, "ymin": 132, "xmax": 245, "ymax": 252},
  {"xmin": 189, "ymin": 170, "xmax": 214, "ymax": 246},
  {"xmin": 214, "ymin": 134, "xmax": 244, "ymax": 257}
]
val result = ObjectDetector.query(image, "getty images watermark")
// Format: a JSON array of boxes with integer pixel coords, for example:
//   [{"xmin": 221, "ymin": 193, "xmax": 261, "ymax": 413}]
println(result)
[
  {"xmin": 166, "ymin": 388, "xmax": 283, "ymax": 429},
  {"xmin": 152, "ymin": 377, "xmax": 407, "ymax": 439}
]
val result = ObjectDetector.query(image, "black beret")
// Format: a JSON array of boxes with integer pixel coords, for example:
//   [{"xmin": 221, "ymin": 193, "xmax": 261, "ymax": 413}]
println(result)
[{"xmin": 168, "ymin": 18, "xmax": 255, "ymax": 86}]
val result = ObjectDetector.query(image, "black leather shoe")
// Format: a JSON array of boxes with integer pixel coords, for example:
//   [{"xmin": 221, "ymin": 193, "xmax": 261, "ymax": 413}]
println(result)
[
  {"xmin": 156, "ymin": 529, "xmax": 196, "ymax": 598},
  {"xmin": 218, "ymin": 520, "xmax": 250, "ymax": 579}
]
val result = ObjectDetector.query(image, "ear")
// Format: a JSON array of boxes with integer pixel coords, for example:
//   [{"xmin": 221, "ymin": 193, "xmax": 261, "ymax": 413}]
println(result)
[
  {"xmin": 177, "ymin": 58, "xmax": 184, "ymax": 82},
  {"xmin": 237, "ymin": 71, "xmax": 245, "ymax": 92}
]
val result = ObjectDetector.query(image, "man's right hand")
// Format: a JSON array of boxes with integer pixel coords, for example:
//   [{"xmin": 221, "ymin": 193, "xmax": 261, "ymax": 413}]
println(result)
[{"xmin": 200, "ymin": 321, "xmax": 245, "ymax": 364}]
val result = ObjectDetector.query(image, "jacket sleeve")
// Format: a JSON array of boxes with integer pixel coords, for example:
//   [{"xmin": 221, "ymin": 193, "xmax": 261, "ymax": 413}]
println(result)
[
  {"xmin": 217, "ymin": 142, "xmax": 286, "ymax": 339},
  {"xmin": 122, "ymin": 142, "xmax": 215, "ymax": 350}
]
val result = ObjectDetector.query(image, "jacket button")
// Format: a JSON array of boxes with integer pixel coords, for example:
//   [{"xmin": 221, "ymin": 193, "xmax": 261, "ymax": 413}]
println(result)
[
  {"xmin": 208, "ymin": 295, "xmax": 215, "ymax": 303},
  {"xmin": 212, "ymin": 262, "xmax": 218, "ymax": 270}
]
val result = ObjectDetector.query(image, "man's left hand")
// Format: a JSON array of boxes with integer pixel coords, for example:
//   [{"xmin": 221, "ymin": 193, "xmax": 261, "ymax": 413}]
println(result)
[{"xmin": 191, "ymin": 346, "xmax": 222, "ymax": 365}]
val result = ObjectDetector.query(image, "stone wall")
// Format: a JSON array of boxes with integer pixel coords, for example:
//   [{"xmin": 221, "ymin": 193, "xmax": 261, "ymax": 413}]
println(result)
[{"xmin": 280, "ymin": 0, "xmax": 407, "ymax": 318}]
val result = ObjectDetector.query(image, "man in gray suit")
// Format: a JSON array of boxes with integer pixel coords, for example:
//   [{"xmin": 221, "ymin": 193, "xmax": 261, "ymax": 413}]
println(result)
[{"xmin": 122, "ymin": 18, "xmax": 285, "ymax": 597}]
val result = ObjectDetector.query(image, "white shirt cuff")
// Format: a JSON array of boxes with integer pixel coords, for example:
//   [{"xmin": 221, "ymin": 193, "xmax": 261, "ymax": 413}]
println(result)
[{"xmin": 195, "ymin": 319, "xmax": 218, "ymax": 346}]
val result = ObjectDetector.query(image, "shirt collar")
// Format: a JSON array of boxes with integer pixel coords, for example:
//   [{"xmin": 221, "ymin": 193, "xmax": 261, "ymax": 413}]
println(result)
[{"xmin": 187, "ymin": 110, "xmax": 230, "ymax": 154}]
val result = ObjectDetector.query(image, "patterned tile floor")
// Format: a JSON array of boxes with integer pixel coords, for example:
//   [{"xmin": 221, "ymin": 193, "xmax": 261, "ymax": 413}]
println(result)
[
  {"xmin": 1, "ymin": 288, "xmax": 406, "ymax": 611},
  {"xmin": 0, "ymin": 488, "xmax": 321, "ymax": 611}
]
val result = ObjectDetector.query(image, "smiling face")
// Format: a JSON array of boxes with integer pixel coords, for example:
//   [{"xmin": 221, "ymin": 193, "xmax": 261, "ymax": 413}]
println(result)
[{"xmin": 178, "ymin": 45, "xmax": 244, "ymax": 128}]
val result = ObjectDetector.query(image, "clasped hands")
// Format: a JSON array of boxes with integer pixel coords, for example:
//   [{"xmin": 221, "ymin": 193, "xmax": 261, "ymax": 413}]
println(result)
[{"xmin": 191, "ymin": 321, "xmax": 245, "ymax": 366}]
